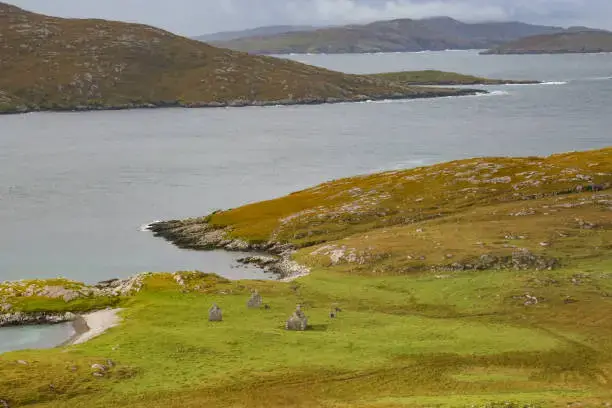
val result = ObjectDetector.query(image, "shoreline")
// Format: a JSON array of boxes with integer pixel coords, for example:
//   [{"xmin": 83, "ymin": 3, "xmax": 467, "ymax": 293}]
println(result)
[
  {"xmin": 64, "ymin": 309, "xmax": 122, "ymax": 346},
  {"xmin": 149, "ymin": 221, "xmax": 311, "ymax": 282},
  {"xmin": 0, "ymin": 88, "xmax": 485, "ymax": 116}
]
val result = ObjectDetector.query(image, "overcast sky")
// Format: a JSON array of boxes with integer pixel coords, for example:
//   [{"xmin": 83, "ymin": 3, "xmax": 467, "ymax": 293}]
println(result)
[{"xmin": 9, "ymin": 0, "xmax": 612, "ymax": 36}]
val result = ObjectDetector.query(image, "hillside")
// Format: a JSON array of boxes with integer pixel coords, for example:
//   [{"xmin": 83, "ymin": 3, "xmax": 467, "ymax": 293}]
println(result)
[
  {"xmin": 483, "ymin": 30, "xmax": 612, "ymax": 54},
  {"xmin": 211, "ymin": 17, "xmax": 565, "ymax": 54},
  {"xmin": 2, "ymin": 148, "xmax": 612, "ymax": 407},
  {"xmin": 194, "ymin": 25, "xmax": 318, "ymax": 42},
  {"xmin": 0, "ymin": 3, "xmax": 473, "ymax": 114}
]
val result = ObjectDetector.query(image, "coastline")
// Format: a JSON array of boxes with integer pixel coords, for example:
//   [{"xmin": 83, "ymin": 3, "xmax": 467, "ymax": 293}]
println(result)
[
  {"xmin": 0, "ymin": 88, "xmax": 485, "ymax": 116},
  {"xmin": 64, "ymin": 309, "xmax": 122, "ymax": 346},
  {"xmin": 149, "ymin": 221, "xmax": 311, "ymax": 282}
]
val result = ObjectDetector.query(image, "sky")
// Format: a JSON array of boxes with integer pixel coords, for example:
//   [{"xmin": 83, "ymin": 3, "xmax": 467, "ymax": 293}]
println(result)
[{"xmin": 9, "ymin": 0, "xmax": 612, "ymax": 36}]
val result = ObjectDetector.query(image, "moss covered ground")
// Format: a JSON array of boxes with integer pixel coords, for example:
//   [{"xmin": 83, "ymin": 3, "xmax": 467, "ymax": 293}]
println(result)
[{"xmin": 1, "ymin": 148, "xmax": 612, "ymax": 407}]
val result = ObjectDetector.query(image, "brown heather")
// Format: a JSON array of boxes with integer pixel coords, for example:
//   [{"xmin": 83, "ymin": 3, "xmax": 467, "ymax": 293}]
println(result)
[{"xmin": 0, "ymin": 2, "xmax": 473, "ymax": 113}]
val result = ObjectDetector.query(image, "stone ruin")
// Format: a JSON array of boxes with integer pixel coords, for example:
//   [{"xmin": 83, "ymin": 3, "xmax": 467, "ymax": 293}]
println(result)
[
  {"xmin": 286, "ymin": 304, "xmax": 308, "ymax": 331},
  {"xmin": 247, "ymin": 290, "xmax": 263, "ymax": 309},
  {"xmin": 208, "ymin": 303, "xmax": 223, "ymax": 322}
]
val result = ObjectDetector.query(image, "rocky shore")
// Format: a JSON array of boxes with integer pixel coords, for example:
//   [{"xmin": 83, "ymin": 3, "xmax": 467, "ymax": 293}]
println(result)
[
  {"xmin": 0, "ymin": 88, "xmax": 484, "ymax": 115},
  {"xmin": 149, "ymin": 220, "xmax": 310, "ymax": 281},
  {"xmin": 0, "ymin": 274, "xmax": 147, "ymax": 328}
]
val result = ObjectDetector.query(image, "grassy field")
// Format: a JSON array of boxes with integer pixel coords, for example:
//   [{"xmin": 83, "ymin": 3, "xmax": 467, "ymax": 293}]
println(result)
[{"xmin": 2, "ymin": 148, "xmax": 612, "ymax": 407}]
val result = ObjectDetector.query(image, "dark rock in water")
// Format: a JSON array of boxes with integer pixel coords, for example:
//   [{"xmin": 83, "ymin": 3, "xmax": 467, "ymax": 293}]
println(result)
[
  {"xmin": 247, "ymin": 291, "xmax": 263, "ymax": 309},
  {"xmin": 209, "ymin": 304, "xmax": 223, "ymax": 322},
  {"xmin": 286, "ymin": 305, "xmax": 308, "ymax": 331},
  {"xmin": 237, "ymin": 255, "xmax": 279, "ymax": 267}
]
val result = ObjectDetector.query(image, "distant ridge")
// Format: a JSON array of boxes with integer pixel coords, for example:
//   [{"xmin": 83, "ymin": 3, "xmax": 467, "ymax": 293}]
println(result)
[
  {"xmin": 209, "ymin": 17, "xmax": 567, "ymax": 54},
  {"xmin": 482, "ymin": 29, "xmax": 612, "ymax": 54},
  {"xmin": 194, "ymin": 25, "xmax": 318, "ymax": 43}
]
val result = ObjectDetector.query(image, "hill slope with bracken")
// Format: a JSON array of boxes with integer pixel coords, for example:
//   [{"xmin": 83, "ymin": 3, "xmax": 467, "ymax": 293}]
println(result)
[{"xmin": 0, "ymin": 3, "xmax": 470, "ymax": 114}]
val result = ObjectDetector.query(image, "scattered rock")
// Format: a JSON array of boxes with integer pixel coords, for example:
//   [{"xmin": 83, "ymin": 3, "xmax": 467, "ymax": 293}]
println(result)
[
  {"xmin": 0, "ymin": 399, "xmax": 9, "ymax": 408},
  {"xmin": 237, "ymin": 255, "xmax": 278, "ymax": 267},
  {"xmin": 286, "ymin": 305, "xmax": 308, "ymax": 331},
  {"xmin": 92, "ymin": 372, "xmax": 105, "ymax": 378},
  {"xmin": 247, "ymin": 291, "xmax": 263, "ymax": 309},
  {"xmin": 16, "ymin": 360, "xmax": 28, "ymax": 365},
  {"xmin": 91, "ymin": 364, "xmax": 106, "ymax": 372},
  {"xmin": 524, "ymin": 293, "xmax": 539, "ymax": 306},
  {"xmin": 208, "ymin": 304, "xmax": 223, "ymax": 322}
]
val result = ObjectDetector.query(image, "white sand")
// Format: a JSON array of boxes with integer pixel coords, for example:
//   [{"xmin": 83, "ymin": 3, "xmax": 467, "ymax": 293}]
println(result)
[{"xmin": 70, "ymin": 308, "xmax": 122, "ymax": 345}]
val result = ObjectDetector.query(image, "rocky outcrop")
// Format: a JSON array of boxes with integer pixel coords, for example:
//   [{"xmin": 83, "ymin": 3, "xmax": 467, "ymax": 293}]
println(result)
[
  {"xmin": 0, "ymin": 311, "xmax": 76, "ymax": 327},
  {"xmin": 0, "ymin": 273, "xmax": 151, "ymax": 327},
  {"xmin": 445, "ymin": 249, "xmax": 559, "ymax": 272}
]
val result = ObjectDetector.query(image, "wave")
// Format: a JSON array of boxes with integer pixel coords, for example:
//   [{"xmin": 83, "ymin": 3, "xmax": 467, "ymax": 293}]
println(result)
[
  {"xmin": 139, "ymin": 221, "xmax": 162, "ymax": 232},
  {"xmin": 505, "ymin": 81, "xmax": 567, "ymax": 87},
  {"xmin": 583, "ymin": 76, "xmax": 612, "ymax": 81},
  {"xmin": 471, "ymin": 90, "xmax": 509, "ymax": 97}
]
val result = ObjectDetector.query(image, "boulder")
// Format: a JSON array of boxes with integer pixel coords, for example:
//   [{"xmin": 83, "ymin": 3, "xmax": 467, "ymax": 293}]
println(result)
[
  {"xmin": 209, "ymin": 304, "xmax": 223, "ymax": 322},
  {"xmin": 247, "ymin": 291, "xmax": 263, "ymax": 309},
  {"xmin": 286, "ymin": 305, "xmax": 308, "ymax": 331}
]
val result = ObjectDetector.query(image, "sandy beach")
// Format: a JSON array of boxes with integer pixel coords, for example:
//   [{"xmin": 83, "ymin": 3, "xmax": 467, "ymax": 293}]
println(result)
[{"xmin": 67, "ymin": 309, "xmax": 122, "ymax": 345}]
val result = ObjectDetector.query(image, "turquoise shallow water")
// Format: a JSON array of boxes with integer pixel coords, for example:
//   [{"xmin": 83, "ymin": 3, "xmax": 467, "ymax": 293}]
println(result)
[
  {"xmin": 1, "ymin": 50, "xmax": 612, "ymax": 353},
  {"xmin": 0, "ymin": 323, "xmax": 75, "ymax": 354}
]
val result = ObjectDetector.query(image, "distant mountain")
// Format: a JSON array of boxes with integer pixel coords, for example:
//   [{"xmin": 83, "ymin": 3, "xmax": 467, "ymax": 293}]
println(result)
[
  {"xmin": 482, "ymin": 30, "xmax": 612, "ymax": 54},
  {"xmin": 210, "ymin": 17, "xmax": 566, "ymax": 54},
  {"xmin": 194, "ymin": 25, "xmax": 318, "ymax": 43},
  {"xmin": 0, "ymin": 3, "xmax": 476, "ymax": 114}
]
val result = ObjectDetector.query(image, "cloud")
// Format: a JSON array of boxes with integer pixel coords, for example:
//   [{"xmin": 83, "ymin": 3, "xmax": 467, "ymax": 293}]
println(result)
[{"xmin": 9, "ymin": 0, "xmax": 612, "ymax": 35}]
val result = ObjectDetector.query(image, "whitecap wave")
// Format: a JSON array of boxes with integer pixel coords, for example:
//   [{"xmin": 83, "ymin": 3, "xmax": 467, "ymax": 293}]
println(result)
[
  {"xmin": 139, "ymin": 221, "xmax": 162, "ymax": 232},
  {"xmin": 583, "ymin": 76, "xmax": 612, "ymax": 81},
  {"xmin": 540, "ymin": 81, "xmax": 568, "ymax": 85}
]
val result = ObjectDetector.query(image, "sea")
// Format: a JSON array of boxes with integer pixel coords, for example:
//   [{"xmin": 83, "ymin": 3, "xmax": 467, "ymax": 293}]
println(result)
[{"xmin": 1, "ymin": 50, "xmax": 611, "ymax": 352}]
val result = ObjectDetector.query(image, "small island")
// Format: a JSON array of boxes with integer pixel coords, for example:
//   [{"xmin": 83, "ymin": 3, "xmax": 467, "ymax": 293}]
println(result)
[
  {"xmin": 482, "ymin": 30, "xmax": 612, "ymax": 54},
  {"xmin": 2, "ymin": 147, "xmax": 612, "ymax": 408}
]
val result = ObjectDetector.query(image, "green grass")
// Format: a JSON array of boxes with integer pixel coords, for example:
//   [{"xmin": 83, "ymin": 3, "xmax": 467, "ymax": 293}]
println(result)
[
  {"xmin": 2, "ymin": 262, "xmax": 612, "ymax": 407},
  {"xmin": 2, "ymin": 148, "xmax": 612, "ymax": 407}
]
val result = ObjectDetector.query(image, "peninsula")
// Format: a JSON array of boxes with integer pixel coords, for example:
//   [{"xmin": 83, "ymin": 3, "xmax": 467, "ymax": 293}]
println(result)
[{"xmin": 0, "ymin": 3, "xmax": 480, "ymax": 115}]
